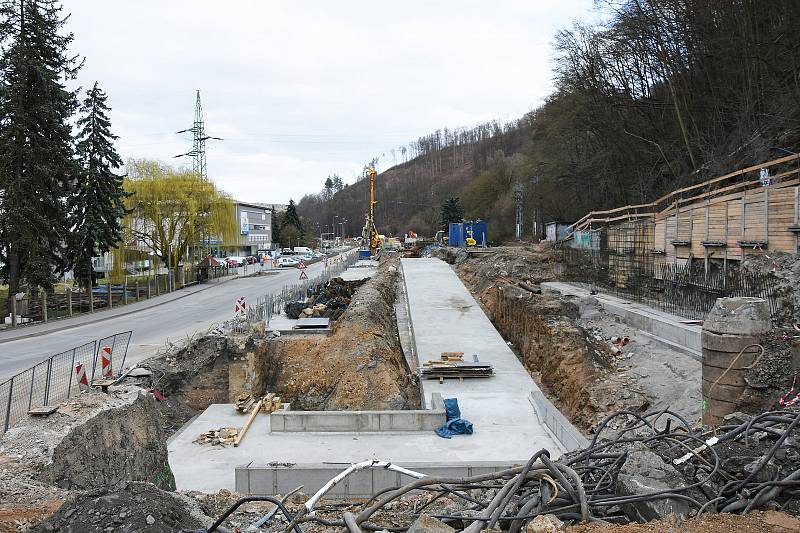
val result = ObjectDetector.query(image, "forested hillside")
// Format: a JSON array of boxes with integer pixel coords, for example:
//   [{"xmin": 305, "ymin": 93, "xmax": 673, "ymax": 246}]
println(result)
[{"xmin": 298, "ymin": 0, "xmax": 800, "ymax": 242}]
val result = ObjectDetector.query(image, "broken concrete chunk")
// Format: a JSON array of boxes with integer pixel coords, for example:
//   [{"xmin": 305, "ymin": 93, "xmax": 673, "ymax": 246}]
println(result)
[
  {"xmin": 616, "ymin": 447, "xmax": 690, "ymax": 521},
  {"xmin": 406, "ymin": 514, "xmax": 455, "ymax": 533},
  {"xmin": 525, "ymin": 514, "xmax": 565, "ymax": 532}
]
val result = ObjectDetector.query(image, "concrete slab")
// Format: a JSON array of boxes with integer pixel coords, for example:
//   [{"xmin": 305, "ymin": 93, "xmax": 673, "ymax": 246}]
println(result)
[
  {"xmin": 541, "ymin": 282, "xmax": 702, "ymax": 358},
  {"xmin": 168, "ymin": 258, "xmax": 567, "ymax": 494},
  {"xmin": 401, "ymin": 259, "xmax": 564, "ymax": 450}
]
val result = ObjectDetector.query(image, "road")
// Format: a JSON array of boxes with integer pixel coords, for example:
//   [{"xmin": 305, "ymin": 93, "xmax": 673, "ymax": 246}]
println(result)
[{"xmin": 0, "ymin": 258, "xmax": 335, "ymax": 381}]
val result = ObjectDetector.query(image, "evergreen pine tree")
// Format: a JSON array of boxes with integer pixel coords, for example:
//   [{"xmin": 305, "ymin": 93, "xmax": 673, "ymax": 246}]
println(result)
[
  {"xmin": 440, "ymin": 197, "xmax": 464, "ymax": 229},
  {"xmin": 282, "ymin": 199, "xmax": 304, "ymax": 238},
  {"xmin": 0, "ymin": 0, "xmax": 81, "ymax": 311},
  {"xmin": 69, "ymin": 82, "xmax": 126, "ymax": 289}
]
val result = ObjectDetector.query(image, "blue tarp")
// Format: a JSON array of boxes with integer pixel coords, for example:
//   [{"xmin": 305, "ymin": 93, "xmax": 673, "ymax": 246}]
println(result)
[{"xmin": 435, "ymin": 398, "xmax": 474, "ymax": 438}]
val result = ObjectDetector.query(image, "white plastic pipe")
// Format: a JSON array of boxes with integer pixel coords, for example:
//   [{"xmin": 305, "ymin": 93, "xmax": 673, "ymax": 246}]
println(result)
[{"xmin": 305, "ymin": 460, "xmax": 426, "ymax": 515}]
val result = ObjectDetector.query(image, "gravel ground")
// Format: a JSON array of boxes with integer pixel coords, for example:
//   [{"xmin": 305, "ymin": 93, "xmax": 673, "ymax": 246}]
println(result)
[{"xmin": 577, "ymin": 298, "xmax": 703, "ymax": 426}]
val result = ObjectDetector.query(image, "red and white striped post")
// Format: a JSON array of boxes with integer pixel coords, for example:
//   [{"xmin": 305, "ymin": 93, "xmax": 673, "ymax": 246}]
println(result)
[
  {"xmin": 100, "ymin": 346, "xmax": 113, "ymax": 378},
  {"xmin": 75, "ymin": 362, "xmax": 89, "ymax": 391}
]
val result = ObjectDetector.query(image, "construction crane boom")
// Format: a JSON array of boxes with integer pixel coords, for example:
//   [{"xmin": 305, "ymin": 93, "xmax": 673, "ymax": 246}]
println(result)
[{"xmin": 361, "ymin": 167, "xmax": 380, "ymax": 255}]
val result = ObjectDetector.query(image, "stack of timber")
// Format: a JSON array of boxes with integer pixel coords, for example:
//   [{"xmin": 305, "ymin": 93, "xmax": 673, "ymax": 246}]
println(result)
[
  {"xmin": 235, "ymin": 392, "xmax": 283, "ymax": 414},
  {"xmin": 419, "ymin": 352, "xmax": 494, "ymax": 382}
]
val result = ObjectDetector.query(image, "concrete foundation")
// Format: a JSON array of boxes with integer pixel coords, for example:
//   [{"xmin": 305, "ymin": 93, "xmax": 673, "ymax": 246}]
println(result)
[
  {"xmin": 542, "ymin": 282, "xmax": 702, "ymax": 358},
  {"xmin": 169, "ymin": 259, "xmax": 572, "ymax": 494},
  {"xmin": 235, "ymin": 462, "xmax": 519, "ymax": 498},
  {"xmin": 270, "ymin": 394, "xmax": 445, "ymax": 432}
]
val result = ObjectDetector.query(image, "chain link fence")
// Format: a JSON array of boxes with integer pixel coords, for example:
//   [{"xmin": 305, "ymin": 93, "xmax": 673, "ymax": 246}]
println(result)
[{"xmin": 0, "ymin": 331, "xmax": 132, "ymax": 434}]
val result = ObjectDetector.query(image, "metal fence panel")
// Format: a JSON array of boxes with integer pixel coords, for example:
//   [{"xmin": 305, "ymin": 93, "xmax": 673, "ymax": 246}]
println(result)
[
  {"xmin": 1, "ymin": 333, "xmax": 131, "ymax": 436},
  {"xmin": 94, "ymin": 331, "xmax": 133, "ymax": 379},
  {"xmin": 0, "ymin": 379, "xmax": 11, "ymax": 432}
]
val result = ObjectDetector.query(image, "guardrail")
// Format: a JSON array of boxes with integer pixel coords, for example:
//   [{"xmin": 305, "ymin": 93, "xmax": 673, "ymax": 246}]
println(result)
[{"xmin": 0, "ymin": 331, "xmax": 132, "ymax": 434}]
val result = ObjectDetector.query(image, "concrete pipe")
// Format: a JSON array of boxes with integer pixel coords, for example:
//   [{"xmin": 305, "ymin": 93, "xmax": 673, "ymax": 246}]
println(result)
[{"xmin": 701, "ymin": 297, "xmax": 771, "ymax": 426}]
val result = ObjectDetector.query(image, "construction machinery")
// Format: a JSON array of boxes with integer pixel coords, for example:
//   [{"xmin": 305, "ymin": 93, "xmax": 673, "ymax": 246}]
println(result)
[{"xmin": 360, "ymin": 167, "xmax": 380, "ymax": 257}]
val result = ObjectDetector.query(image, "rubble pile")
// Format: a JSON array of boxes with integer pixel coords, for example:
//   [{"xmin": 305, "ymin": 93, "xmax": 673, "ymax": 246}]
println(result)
[
  {"xmin": 284, "ymin": 277, "xmax": 364, "ymax": 320},
  {"xmin": 207, "ymin": 409, "xmax": 798, "ymax": 533},
  {"xmin": 194, "ymin": 427, "xmax": 238, "ymax": 447},
  {"xmin": 32, "ymin": 481, "xmax": 211, "ymax": 533},
  {"xmin": 742, "ymin": 251, "xmax": 800, "ymax": 324}
]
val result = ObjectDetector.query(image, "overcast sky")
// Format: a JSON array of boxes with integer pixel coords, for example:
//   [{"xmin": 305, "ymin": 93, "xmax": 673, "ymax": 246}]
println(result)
[{"xmin": 65, "ymin": 1, "xmax": 596, "ymax": 204}]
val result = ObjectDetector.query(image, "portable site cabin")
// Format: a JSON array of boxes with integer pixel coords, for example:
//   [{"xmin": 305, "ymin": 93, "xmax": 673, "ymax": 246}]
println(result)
[{"xmin": 448, "ymin": 221, "xmax": 488, "ymax": 247}]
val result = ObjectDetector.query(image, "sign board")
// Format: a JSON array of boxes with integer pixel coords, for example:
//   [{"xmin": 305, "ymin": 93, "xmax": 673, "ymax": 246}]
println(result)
[{"xmin": 240, "ymin": 211, "xmax": 249, "ymax": 235}]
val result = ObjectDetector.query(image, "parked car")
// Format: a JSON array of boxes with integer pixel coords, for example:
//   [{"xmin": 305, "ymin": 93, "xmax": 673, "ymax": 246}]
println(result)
[
  {"xmin": 245, "ymin": 255, "xmax": 258, "ymax": 265},
  {"xmin": 277, "ymin": 257, "xmax": 300, "ymax": 267},
  {"xmin": 224, "ymin": 256, "xmax": 247, "ymax": 267},
  {"xmin": 312, "ymin": 251, "xmax": 324, "ymax": 258}
]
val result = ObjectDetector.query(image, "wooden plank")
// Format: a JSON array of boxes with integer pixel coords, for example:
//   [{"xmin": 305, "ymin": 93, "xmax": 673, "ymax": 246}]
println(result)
[{"xmin": 234, "ymin": 398, "xmax": 263, "ymax": 447}]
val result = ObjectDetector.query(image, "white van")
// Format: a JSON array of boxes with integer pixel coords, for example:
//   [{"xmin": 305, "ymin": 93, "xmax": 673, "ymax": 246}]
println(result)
[{"xmin": 293, "ymin": 246, "xmax": 312, "ymax": 255}]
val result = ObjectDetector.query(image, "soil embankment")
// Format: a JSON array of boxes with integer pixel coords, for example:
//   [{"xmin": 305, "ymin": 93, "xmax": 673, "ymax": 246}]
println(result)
[
  {"xmin": 441, "ymin": 244, "xmax": 702, "ymax": 431},
  {"xmin": 0, "ymin": 387, "xmax": 176, "ymax": 531},
  {"xmin": 248, "ymin": 258, "xmax": 420, "ymax": 410}
]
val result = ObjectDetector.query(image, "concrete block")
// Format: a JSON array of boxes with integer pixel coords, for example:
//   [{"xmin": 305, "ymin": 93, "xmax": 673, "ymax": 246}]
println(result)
[
  {"xmin": 703, "ymin": 297, "xmax": 771, "ymax": 337},
  {"xmin": 248, "ymin": 467, "xmax": 275, "ymax": 495},
  {"xmin": 235, "ymin": 466, "xmax": 250, "ymax": 494}
]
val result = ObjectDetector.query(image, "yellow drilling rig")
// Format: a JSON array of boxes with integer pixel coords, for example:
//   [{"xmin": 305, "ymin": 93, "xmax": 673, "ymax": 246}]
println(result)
[{"xmin": 360, "ymin": 167, "xmax": 380, "ymax": 256}]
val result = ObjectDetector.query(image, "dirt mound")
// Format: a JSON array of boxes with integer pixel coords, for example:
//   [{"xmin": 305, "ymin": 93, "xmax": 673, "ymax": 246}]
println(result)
[
  {"xmin": 249, "ymin": 259, "xmax": 420, "ymax": 410},
  {"xmin": 448, "ymin": 242, "xmax": 703, "ymax": 432},
  {"xmin": 0, "ymin": 387, "xmax": 170, "ymax": 492},
  {"xmin": 742, "ymin": 251, "xmax": 800, "ymax": 325},
  {"xmin": 31, "ymin": 482, "xmax": 211, "ymax": 533},
  {"xmin": 0, "ymin": 387, "xmax": 173, "ymax": 531},
  {"xmin": 435, "ymin": 244, "xmax": 559, "ymax": 297},
  {"xmin": 567, "ymin": 510, "xmax": 800, "ymax": 532}
]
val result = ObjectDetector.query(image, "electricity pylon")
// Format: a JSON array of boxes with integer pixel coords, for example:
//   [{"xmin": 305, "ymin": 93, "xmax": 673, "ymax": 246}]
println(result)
[{"xmin": 175, "ymin": 90, "xmax": 222, "ymax": 180}]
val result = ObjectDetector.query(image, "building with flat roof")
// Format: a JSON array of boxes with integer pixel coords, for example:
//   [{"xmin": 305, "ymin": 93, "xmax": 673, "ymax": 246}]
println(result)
[{"xmin": 229, "ymin": 201, "xmax": 273, "ymax": 256}]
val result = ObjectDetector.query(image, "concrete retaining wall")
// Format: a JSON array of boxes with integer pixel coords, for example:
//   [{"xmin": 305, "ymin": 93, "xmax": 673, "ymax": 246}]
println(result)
[
  {"xmin": 541, "ymin": 282, "xmax": 702, "ymax": 358},
  {"xmin": 528, "ymin": 391, "xmax": 590, "ymax": 452},
  {"xmin": 235, "ymin": 461, "xmax": 519, "ymax": 497},
  {"xmin": 270, "ymin": 393, "xmax": 446, "ymax": 432}
]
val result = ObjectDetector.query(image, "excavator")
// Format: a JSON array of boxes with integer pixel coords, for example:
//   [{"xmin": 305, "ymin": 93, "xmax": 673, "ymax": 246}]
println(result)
[{"xmin": 360, "ymin": 167, "xmax": 380, "ymax": 256}]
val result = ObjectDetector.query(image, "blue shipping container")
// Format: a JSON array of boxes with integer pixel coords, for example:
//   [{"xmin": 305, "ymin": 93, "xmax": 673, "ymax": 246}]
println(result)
[
  {"xmin": 448, "ymin": 223, "xmax": 463, "ymax": 247},
  {"xmin": 448, "ymin": 221, "xmax": 488, "ymax": 248}
]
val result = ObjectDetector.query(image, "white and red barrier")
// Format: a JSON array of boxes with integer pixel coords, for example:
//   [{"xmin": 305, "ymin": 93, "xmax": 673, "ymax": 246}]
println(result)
[
  {"xmin": 75, "ymin": 362, "xmax": 89, "ymax": 390},
  {"xmin": 100, "ymin": 345, "xmax": 113, "ymax": 378},
  {"xmin": 235, "ymin": 296, "xmax": 247, "ymax": 315}
]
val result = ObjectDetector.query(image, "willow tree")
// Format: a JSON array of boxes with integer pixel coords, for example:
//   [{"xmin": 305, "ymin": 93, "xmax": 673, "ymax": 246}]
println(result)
[{"xmin": 120, "ymin": 159, "xmax": 238, "ymax": 284}]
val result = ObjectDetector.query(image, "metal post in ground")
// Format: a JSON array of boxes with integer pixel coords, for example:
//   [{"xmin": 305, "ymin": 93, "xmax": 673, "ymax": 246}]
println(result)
[
  {"xmin": 67, "ymin": 348, "xmax": 76, "ymax": 395},
  {"xmin": 123, "ymin": 281, "xmax": 128, "ymax": 306},
  {"xmin": 11, "ymin": 296, "xmax": 17, "ymax": 328},
  {"xmin": 3, "ymin": 378, "xmax": 13, "ymax": 432},
  {"xmin": 136, "ymin": 281, "xmax": 140, "ymax": 302},
  {"xmin": 88, "ymin": 285, "xmax": 94, "ymax": 313},
  {"xmin": 43, "ymin": 357, "xmax": 52, "ymax": 405},
  {"xmin": 68, "ymin": 289, "xmax": 73, "ymax": 316},
  {"xmin": 107, "ymin": 282, "xmax": 112, "ymax": 309},
  {"xmin": 28, "ymin": 365, "xmax": 35, "ymax": 409},
  {"xmin": 42, "ymin": 292, "xmax": 48, "ymax": 323}
]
